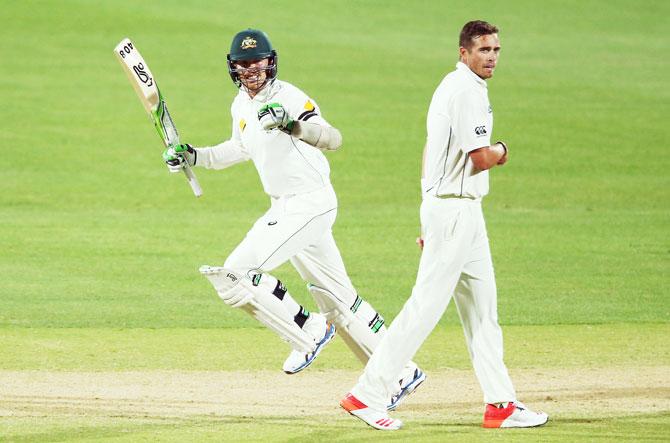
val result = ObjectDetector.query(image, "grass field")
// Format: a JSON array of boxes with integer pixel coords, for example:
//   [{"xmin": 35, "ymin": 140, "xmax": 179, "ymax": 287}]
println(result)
[{"xmin": 1, "ymin": 0, "xmax": 669, "ymax": 441}]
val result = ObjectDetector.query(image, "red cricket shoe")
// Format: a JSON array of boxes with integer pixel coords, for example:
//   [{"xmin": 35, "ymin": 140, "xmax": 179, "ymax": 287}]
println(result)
[
  {"xmin": 483, "ymin": 401, "xmax": 549, "ymax": 428},
  {"xmin": 340, "ymin": 393, "xmax": 403, "ymax": 430}
]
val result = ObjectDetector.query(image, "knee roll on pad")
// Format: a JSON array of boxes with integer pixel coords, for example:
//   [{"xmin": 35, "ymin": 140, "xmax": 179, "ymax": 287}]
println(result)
[
  {"xmin": 199, "ymin": 265, "xmax": 250, "ymax": 307},
  {"xmin": 219, "ymin": 285, "xmax": 252, "ymax": 308}
]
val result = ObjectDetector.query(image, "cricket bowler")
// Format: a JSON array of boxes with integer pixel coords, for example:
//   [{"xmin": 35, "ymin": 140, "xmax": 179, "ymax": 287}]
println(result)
[
  {"xmin": 162, "ymin": 29, "xmax": 425, "ymax": 409},
  {"xmin": 340, "ymin": 21, "xmax": 549, "ymax": 430}
]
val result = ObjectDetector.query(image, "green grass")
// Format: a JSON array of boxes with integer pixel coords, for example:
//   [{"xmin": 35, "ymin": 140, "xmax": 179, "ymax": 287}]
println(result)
[
  {"xmin": 1, "ymin": 324, "xmax": 667, "ymax": 371},
  {"xmin": 1, "ymin": 0, "xmax": 669, "ymax": 440},
  {"xmin": 1, "ymin": 0, "xmax": 668, "ymax": 328},
  {"xmin": 3, "ymin": 413, "xmax": 669, "ymax": 443}
]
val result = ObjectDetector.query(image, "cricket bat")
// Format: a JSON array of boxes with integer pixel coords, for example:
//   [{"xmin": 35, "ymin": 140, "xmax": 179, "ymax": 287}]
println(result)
[{"xmin": 114, "ymin": 38, "xmax": 203, "ymax": 197}]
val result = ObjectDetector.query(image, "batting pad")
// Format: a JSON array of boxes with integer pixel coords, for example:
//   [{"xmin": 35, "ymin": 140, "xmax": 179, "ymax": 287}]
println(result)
[
  {"xmin": 308, "ymin": 284, "xmax": 386, "ymax": 363},
  {"xmin": 200, "ymin": 266, "xmax": 315, "ymax": 353}
]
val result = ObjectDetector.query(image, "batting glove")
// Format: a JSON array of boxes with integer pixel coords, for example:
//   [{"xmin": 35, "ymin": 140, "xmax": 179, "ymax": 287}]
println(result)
[
  {"xmin": 258, "ymin": 103, "xmax": 295, "ymax": 134},
  {"xmin": 162, "ymin": 143, "xmax": 196, "ymax": 173}
]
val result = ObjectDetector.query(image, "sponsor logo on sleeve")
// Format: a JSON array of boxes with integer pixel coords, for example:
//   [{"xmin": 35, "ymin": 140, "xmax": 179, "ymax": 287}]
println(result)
[{"xmin": 475, "ymin": 126, "xmax": 487, "ymax": 136}]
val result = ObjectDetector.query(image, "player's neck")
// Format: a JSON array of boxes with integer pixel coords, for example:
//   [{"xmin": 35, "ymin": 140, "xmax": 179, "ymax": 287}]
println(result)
[{"xmin": 244, "ymin": 81, "xmax": 274, "ymax": 101}]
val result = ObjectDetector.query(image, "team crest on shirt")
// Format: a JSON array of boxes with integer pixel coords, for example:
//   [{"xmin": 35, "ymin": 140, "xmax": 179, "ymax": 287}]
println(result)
[{"xmin": 241, "ymin": 37, "xmax": 257, "ymax": 49}]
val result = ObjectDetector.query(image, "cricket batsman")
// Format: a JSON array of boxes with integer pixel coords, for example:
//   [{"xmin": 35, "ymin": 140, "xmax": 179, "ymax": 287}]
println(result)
[{"xmin": 162, "ymin": 29, "xmax": 425, "ymax": 409}]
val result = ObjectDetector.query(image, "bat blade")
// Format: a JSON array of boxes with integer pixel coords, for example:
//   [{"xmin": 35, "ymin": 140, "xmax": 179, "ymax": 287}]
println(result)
[
  {"xmin": 114, "ymin": 37, "xmax": 203, "ymax": 198},
  {"xmin": 114, "ymin": 38, "xmax": 159, "ymax": 115}
]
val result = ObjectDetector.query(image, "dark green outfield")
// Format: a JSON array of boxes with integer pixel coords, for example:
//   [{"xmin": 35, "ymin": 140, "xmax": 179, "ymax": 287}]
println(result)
[
  {"xmin": 1, "ymin": 0, "xmax": 667, "ymax": 329},
  {"xmin": 1, "ymin": 1, "xmax": 669, "ymax": 441}
]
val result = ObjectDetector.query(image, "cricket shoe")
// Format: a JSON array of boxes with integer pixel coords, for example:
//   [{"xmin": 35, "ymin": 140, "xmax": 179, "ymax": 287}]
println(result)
[
  {"xmin": 387, "ymin": 366, "xmax": 426, "ymax": 411},
  {"xmin": 340, "ymin": 393, "xmax": 402, "ymax": 431},
  {"xmin": 282, "ymin": 314, "xmax": 336, "ymax": 374},
  {"xmin": 483, "ymin": 401, "xmax": 549, "ymax": 428}
]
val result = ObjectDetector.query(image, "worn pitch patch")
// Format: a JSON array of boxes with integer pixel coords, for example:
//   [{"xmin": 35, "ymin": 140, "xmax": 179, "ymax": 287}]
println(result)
[{"xmin": 0, "ymin": 367, "xmax": 668, "ymax": 419}]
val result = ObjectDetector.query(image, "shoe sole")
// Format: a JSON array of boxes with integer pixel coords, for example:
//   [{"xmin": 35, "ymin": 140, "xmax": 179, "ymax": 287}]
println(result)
[
  {"xmin": 387, "ymin": 370, "xmax": 427, "ymax": 411},
  {"xmin": 500, "ymin": 416, "xmax": 549, "ymax": 428},
  {"xmin": 484, "ymin": 416, "xmax": 549, "ymax": 428},
  {"xmin": 340, "ymin": 403, "xmax": 402, "ymax": 431},
  {"xmin": 283, "ymin": 323, "xmax": 336, "ymax": 374}
]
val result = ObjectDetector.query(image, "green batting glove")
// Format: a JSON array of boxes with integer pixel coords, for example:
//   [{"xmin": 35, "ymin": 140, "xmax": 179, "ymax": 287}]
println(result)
[
  {"xmin": 258, "ymin": 103, "xmax": 294, "ymax": 134},
  {"xmin": 162, "ymin": 143, "xmax": 196, "ymax": 173}
]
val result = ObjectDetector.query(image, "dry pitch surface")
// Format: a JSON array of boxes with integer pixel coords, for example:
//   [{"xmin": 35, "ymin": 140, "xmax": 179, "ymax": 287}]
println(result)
[{"xmin": 2, "ymin": 367, "xmax": 668, "ymax": 424}]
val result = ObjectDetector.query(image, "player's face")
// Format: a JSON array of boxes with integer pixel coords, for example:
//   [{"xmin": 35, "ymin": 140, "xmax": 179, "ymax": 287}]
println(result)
[
  {"xmin": 235, "ymin": 58, "xmax": 270, "ymax": 93},
  {"xmin": 460, "ymin": 34, "xmax": 501, "ymax": 79}
]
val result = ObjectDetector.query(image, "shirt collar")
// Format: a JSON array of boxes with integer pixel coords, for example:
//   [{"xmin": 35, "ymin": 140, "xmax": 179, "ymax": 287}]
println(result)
[
  {"xmin": 456, "ymin": 62, "xmax": 487, "ymax": 88},
  {"xmin": 239, "ymin": 79, "xmax": 281, "ymax": 103}
]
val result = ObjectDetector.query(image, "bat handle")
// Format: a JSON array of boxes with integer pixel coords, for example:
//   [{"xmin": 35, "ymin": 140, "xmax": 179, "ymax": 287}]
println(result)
[{"xmin": 182, "ymin": 163, "xmax": 203, "ymax": 197}]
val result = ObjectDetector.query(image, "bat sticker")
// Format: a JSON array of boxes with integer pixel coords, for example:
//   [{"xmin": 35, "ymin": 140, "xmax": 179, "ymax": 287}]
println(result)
[{"xmin": 133, "ymin": 62, "xmax": 153, "ymax": 86}]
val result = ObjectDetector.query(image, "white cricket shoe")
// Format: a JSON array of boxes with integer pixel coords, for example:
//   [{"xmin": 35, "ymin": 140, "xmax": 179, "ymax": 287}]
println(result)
[
  {"xmin": 387, "ymin": 366, "xmax": 426, "ymax": 411},
  {"xmin": 483, "ymin": 401, "xmax": 549, "ymax": 428},
  {"xmin": 341, "ymin": 393, "xmax": 402, "ymax": 431},
  {"xmin": 282, "ymin": 313, "xmax": 336, "ymax": 374}
]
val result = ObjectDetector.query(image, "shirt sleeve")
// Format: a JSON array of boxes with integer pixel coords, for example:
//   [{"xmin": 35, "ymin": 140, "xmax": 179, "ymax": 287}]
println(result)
[
  {"xmin": 194, "ymin": 110, "xmax": 250, "ymax": 170},
  {"xmin": 453, "ymin": 89, "xmax": 491, "ymax": 153},
  {"xmin": 426, "ymin": 90, "xmax": 452, "ymax": 149},
  {"xmin": 286, "ymin": 86, "xmax": 330, "ymax": 127}
]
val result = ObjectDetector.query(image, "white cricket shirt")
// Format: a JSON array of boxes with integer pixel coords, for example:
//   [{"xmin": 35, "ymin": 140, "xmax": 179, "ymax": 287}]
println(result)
[
  {"xmin": 423, "ymin": 62, "xmax": 494, "ymax": 200},
  {"xmin": 195, "ymin": 80, "xmax": 332, "ymax": 198}
]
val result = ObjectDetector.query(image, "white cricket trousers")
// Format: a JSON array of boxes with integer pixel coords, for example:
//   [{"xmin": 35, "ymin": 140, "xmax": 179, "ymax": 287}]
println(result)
[
  {"xmin": 352, "ymin": 195, "xmax": 516, "ymax": 410},
  {"xmin": 224, "ymin": 185, "xmax": 358, "ymax": 305}
]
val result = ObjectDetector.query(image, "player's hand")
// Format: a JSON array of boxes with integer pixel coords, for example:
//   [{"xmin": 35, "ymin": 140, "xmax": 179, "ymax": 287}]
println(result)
[
  {"xmin": 162, "ymin": 143, "xmax": 196, "ymax": 173},
  {"xmin": 496, "ymin": 141, "xmax": 508, "ymax": 165},
  {"xmin": 258, "ymin": 103, "xmax": 295, "ymax": 134},
  {"xmin": 416, "ymin": 237, "xmax": 424, "ymax": 250}
]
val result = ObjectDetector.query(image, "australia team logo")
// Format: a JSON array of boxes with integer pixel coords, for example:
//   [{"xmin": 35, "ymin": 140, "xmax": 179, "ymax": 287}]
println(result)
[{"xmin": 241, "ymin": 37, "xmax": 257, "ymax": 49}]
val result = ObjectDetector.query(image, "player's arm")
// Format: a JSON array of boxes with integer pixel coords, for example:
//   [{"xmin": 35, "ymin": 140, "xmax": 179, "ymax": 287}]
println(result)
[
  {"xmin": 291, "ymin": 120, "xmax": 342, "ymax": 151},
  {"xmin": 164, "ymin": 110, "xmax": 250, "ymax": 171},
  {"xmin": 193, "ymin": 138, "xmax": 249, "ymax": 170},
  {"xmin": 163, "ymin": 139, "xmax": 249, "ymax": 172},
  {"xmin": 469, "ymin": 141, "xmax": 508, "ymax": 170},
  {"xmin": 258, "ymin": 102, "xmax": 342, "ymax": 151},
  {"xmin": 454, "ymin": 90, "xmax": 507, "ymax": 171}
]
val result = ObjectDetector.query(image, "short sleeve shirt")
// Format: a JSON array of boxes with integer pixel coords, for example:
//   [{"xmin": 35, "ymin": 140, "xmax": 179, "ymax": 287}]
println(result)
[{"xmin": 423, "ymin": 62, "xmax": 493, "ymax": 199}]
